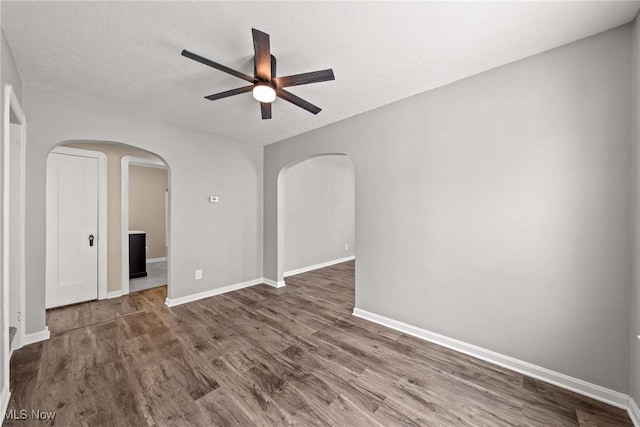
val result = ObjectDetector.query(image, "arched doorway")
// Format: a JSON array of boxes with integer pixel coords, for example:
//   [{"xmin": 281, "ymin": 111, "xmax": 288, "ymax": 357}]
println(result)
[
  {"xmin": 45, "ymin": 141, "xmax": 171, "ymax": 313},
  {"xmin": 276, "ymin": 154, "xmax": 355, "ymax": 301}
]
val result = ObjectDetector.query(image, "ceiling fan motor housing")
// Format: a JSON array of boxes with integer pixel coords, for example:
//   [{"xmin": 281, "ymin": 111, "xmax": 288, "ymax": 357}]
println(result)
[{"xmin": 255, "ymin": 54, "xmax": 277, "ymax": 84}]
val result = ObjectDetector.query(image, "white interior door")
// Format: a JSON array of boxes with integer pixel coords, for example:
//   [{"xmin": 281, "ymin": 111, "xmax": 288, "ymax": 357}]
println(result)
[{"xmin": 46, "ymin": 152, "xmax": 98, "ymax": 308}]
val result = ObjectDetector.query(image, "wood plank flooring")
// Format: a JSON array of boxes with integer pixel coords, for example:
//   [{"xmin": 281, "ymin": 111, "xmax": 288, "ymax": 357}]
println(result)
[{"xmin": 7, "ymin": 261, "xmax": 632, "ymax": 426}]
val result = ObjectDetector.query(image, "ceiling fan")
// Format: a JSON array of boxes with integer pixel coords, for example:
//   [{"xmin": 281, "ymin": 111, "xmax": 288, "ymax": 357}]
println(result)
[{"xmin": 182, "ymin": 28, "xmax": 335, "ymax": 120}]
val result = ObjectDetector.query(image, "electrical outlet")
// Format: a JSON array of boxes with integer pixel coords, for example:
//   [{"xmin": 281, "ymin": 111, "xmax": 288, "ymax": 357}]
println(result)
[
  {"xmin": 195, "ymin": 269, "xmax": 203, "ymax": 280},
  {"xmin": 345, "ymin": 244, "xmax": 349, "ymax": 251}
]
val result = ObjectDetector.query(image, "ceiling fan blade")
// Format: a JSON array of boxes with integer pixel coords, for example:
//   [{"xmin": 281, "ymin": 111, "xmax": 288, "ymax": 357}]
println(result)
[
  {"xmin": 182, "ymin": 49, "xmax": 255, "ymax": 84},
  {"xmin": 274, "ymin": 69, "xmax": 335, "ymax": 88},
  {"xmin": 205, "ymin": 85, "xmax": 254, "ymax": 101},
  {"xmin": 276, "ymin": 89, "xmax": 321, "ymax": 115},
  {"xmin": 252, "ymin": 28, "xmax": 271, "ymax": 81},
  {"xmin": 260, "ymin": 102, "xmax": 272, "ymax": 120}
]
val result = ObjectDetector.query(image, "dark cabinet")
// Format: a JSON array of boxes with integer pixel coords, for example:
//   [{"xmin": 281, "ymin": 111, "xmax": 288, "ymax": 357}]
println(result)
[{"xmin": 129, "ymin": 231, "xmax": 147, "ymax": 279}]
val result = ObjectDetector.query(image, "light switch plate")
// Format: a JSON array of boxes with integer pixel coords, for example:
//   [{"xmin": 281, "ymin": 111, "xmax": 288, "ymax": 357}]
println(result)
[{"xmin": 209, "ymin": 196, "xmax": 219, "ymax": 203}]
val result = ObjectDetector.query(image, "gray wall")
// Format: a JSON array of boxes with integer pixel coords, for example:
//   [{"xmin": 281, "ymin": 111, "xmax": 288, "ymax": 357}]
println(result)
[
  {"xmin": 264, "ymin": 25, "xmax": 633, "ymax": 393},
  {"xmin": 283, "ymin": 155, "xmax": 354, "ymax": 273},
  {"xmin": 0, "ymin": 26, "xmax": 23, "ymax": 403},
  {"xmin": 632, "ymin": 16, "xmax": 640, "ymax": 406},
  {"xmin": 23, "ymin": 87, "xmax": 263, "ymax": 334}
]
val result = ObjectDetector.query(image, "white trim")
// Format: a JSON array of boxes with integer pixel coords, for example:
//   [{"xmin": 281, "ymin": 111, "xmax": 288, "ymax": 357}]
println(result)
[
  {"xmin": 0, "ymin": 385, "xmax": 9, "ymax": 422},
  {"xmin": 263, "ymin": 278, "xmax": 286, "ymax": 288},
  {"xmin": 352, "ymin": 308, "xmax": 630, "ymax": 409},
  {"xmin": 48, "ymin": 147, "xmax": 108, "ymax": 305},
  {"xmin": 107, "ymin": 290, "xmax": 123, "ymax": 299},
  {"xmin": 284, "ymin": 256, "xmax": 355, "ymax": 277},
  {"xmin": 165, "ymin": 278, "xmax": 263, "ymax": 307},
  {"xmin": 629, "ymin": 397, "xmax": 640, "ymax": 427},
  {"xmin": 146, "ymin": 257, "xmax": 166, "ymax": 264},
  {"xmin": 121, "ymin": 156, "xmax": 168, "ymax": 296},
  {"xmin": 23, "ymin": 327, "xmax": 50, "ymax": 346}
]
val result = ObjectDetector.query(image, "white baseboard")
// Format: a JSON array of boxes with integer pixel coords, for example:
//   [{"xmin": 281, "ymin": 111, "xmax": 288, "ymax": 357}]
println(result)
[
  {"xmin": 146, "ymin": 257, "xmax": 166, "ymax": 264},
  {"xmin": 0, "ymin": 385, "xmax": 9, "ymax": 421},
  {"xmin": 107, "ymin": 290, "xmax": 123, "ymax": 299},
  {"xmin": 629, "ymin": 397, "xmax": 640, "ymax": 426},
  {"xmin": 263, "ymin": 278, "xmax": 286, "ymax": 288},
  {"xmin": 352, "ymin": 308, "xmax": 630, "ymax": 410},
  {"xmin": 165, "ymin": 278, "xmax": 263, "ymax": 307},
  {"xmin": 284, "ymin": 256, "xmax": 355, "ymax": 277},
  {"xmin": 23, "ymin": 327, "xmax": 50, "ymax": 346}
]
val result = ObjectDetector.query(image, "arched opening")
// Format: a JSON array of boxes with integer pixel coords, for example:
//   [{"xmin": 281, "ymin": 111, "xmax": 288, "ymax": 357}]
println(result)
[
  {"xmin": 44, "ymin": 140, "xmax": 171, "ymax": 333},
  {"xmin": 277, "ymin": 154, "xmax": 355, "ymax": 306}
]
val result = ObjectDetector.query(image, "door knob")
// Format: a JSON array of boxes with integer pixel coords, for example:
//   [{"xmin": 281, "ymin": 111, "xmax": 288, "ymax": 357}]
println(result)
[{"xmin": 89, "ymin": 234, "xmax": 95, "ymax": 247}]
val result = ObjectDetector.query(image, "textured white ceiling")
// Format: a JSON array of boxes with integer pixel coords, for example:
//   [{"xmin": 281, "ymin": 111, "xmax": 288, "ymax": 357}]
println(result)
[{"xmin": 2, "ymin": 1, "xmax": 639, "ymax": 145}]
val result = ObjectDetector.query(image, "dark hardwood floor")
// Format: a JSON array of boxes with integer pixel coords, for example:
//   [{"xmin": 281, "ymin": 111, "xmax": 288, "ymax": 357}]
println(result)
[{"xmin": 8, "ymin": 261, "xmax": 632, "ymax": 426}]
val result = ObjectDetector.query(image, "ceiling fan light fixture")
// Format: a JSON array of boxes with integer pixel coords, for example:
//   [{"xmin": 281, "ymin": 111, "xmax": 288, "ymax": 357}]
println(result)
[{"xmin": 252, "ymin": 83, "xmax": 276, "ymax": 103}]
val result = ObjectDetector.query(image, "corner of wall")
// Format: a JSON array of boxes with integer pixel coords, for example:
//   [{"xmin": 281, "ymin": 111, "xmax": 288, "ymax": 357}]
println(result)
[
  {"xmin": 1, "ymin": 28, "xmax": 24, "ymax": 101},
  {"xmin": 631, "ymin": 12, "xmax": 640, "ymax": 408}
]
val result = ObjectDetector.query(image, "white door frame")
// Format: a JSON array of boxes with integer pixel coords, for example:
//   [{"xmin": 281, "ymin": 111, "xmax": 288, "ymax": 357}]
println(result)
[
  {"xmin": 120, "ymin": 155, "xmax": 168, "ymax": 295},
  {"xmin": 2, "ymin": 84, "xmax": 26, "ymax": 409},
  {"xmin": 47, "ymin": 146, "xmax": 108, "ymax": 304}
]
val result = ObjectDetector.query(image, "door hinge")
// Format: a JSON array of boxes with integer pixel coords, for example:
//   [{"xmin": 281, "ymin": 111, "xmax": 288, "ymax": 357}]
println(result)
[{"xmin": 17, "ymin": 311, "xmax": 21, "ymax": 322}]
